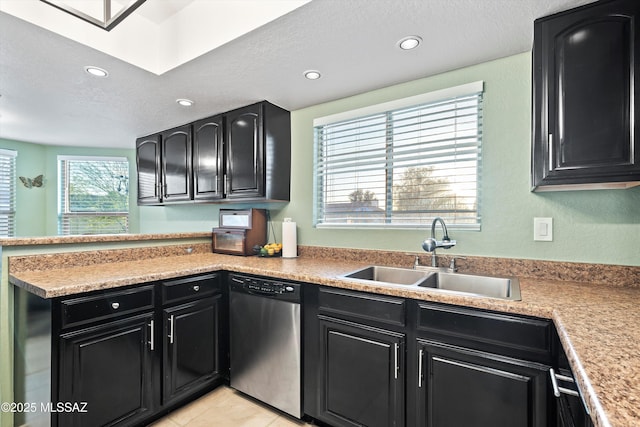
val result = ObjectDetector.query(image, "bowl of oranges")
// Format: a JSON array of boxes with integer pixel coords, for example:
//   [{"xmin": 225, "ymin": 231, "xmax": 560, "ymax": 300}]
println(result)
[{"xmin": 253, "ymin": 243, "xmax": 283, "ymax": 257}]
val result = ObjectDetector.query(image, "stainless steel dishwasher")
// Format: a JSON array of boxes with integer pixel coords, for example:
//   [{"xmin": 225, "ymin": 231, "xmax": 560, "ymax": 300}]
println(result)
[{"xmin": 229, "ymin": 273, "xmax": 302, "ymax": 418}]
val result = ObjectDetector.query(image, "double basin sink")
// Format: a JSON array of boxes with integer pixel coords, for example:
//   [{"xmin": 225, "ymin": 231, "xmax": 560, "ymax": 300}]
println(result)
[{"xmin": 339, "ymin": 265, "xmax": 521, "ymax": 301}]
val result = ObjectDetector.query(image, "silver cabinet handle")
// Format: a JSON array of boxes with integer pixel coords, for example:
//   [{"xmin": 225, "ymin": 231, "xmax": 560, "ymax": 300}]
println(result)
[
  {"xmin": 548, "ymin": 134, "xmax": 554, "ymax": 171},
  {"xmin": 549, "ymin": 368, "xmax": 560, "ymax": 397},
  {"xmin": 418, "ymin": 349, "xmax": 424, "ymax": 388},
  {"xmin": 111, "ymin": 302, "xmax": 120, "ymax": 309},
  {"xmin": 149, "ymin": 319, "xmax": 155, "ymax": 351},
  {"xmin": 193, "ymin": 285, "xmax": 200, "ymax": 292},
  {"xmin": 549, "ymin": 368, "xmax": 580, "ymax": 397},
  {"xmin": 394, "ymin": 343, "xmax": 399, "ymax": 380},
  {"xmin": 168, "ymin": 315, "xmax": 175, "ymax": 344}
]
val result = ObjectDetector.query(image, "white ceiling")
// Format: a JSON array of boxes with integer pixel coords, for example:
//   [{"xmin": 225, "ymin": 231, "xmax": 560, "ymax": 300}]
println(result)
[{"xmin": 0, "ymin": 0, "xmax": 596, "ymax": 149}]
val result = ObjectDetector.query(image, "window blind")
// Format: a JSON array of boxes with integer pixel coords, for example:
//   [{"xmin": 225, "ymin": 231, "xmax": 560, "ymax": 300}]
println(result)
[
  {"xmin": 59, "ymin": 156, "xmax": 129, "ymax": 235},
  {"xmin": 314, "ymin": 83, "xmax": 483, "ymax": 229},
  {"xmin": 0, "ymin": 149, "xmax": 17, "ymax": 237}
]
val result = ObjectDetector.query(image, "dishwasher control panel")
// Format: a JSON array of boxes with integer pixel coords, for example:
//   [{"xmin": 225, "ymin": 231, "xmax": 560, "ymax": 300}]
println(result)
[{"xmin": 229, "ymin": 274, "xmax": 301, "ymax": 302}]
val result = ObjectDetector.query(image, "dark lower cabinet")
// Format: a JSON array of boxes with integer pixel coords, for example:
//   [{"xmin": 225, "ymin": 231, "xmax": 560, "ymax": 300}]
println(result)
[
  {"xmin": 317, "ymin": 316, "xmax": 405, "ymax": 427},
  {"xmin": 47, "ymin": 273, "xmax": 225, "ymax": 427},
  {"xmin": 57, "ymin": 312, "xmax": 155, "ymax": 427},
  {"xmin": 416, "ymin": 340, "xmax": 549, "ymax": 427},
  {"xmin": 557, "ymin": 394, "xmax": 593, "ymax": 427},
  {"xmin": 554, "ymin": 335, "xmax": 593, "ymax": 427},
  {"xmin": 162, "ymin": 295, "xmax": 222, "ymax": 405}
]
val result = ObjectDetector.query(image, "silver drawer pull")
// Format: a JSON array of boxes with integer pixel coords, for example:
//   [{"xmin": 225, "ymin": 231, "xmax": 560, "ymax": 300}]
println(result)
[
  {"xmin": 549, "ymin": 368, "xmax": 580, "ymax": 398},
  {"xmin": 149, "ymin": 319, "xmax": 155, "ymax": 351},
  {"xmin": 111, "ymin": 302, "xmax": 120, "ymax": 309},
  {"xmin": 169, "ymin": 315, "xmax": 175, "ymax": 344},
  {"xmin": 193, "ymin": 285, "xmax": 200, "ymax": 292},
  {"xmin": 418, "ymin": 349, "xmax": 424, "ymax": 388},
  {"xmin": 394, "ymin": 343, "xmax": 399, "ymax": 380},
  {"xmin": 548, "ymin": 134, "xmax": 554, "ymax": 171}
]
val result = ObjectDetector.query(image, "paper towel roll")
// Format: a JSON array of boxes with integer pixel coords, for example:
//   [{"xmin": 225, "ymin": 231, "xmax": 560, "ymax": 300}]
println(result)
[{"xmin": 282, "ymin": 218, "xmax": 297, "ymax": 258}]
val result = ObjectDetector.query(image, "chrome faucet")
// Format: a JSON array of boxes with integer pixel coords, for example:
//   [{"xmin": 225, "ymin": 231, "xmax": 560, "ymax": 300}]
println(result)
[{"xmin": 422, "ymin": 217, "xmax": 456, "ymax": 267}]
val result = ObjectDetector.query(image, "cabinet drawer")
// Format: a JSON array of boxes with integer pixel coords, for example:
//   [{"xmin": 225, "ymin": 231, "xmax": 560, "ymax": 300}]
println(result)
[
  {"xmin": 60, "ymin": 285, "xmax": 155, "ymax": 330},
  {"xmin": 416, "ymin": 302, "xmax": 552, "ymax": 362},
  {"xmin": 162, "ymin": 273, "xmax": 220, "ymax": 305},
  {"xmin": 319, "ymin": 287, "xmax": 405, "ymax": 327}
]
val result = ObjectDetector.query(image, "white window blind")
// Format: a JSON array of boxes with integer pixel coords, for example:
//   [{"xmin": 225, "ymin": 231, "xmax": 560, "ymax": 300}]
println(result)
[
  {"xmin": 0, "ymin": 149, "xmax": 17, "ymax": 237},
  {"xmin": 314, "ymin": 82, "xmax": 483, "ymax": 229},
  {"xmin": 59, "ymin": 156, "xmax": 129, "ymax": 235}
]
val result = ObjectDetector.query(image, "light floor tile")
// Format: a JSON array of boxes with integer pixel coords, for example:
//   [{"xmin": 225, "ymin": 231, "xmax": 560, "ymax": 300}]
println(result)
[{"xmin": 151, "ymin": 387, "xmax": 313, "ymax": 427}]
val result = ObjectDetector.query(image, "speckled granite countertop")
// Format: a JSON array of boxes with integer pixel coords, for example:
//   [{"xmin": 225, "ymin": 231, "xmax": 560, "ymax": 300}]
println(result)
[
  {"xmin": 0, "ymin": 232, "xmax": 211, "ymax": 247},
  {"xmin": 9, "ymin": 252, "xmax": 640, "ymax": 427}
]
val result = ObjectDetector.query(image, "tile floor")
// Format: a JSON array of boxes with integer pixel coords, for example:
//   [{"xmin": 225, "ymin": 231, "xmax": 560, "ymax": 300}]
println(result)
[{"xmin": 149, "ymin": 386, "xmax": 314, "ymax": 427}]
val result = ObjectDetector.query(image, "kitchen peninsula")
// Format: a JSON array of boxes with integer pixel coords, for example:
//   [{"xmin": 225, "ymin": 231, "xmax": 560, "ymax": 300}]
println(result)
[{"xmin": 2, "ymin": 233, "xmax": 639, "ymax": 427}]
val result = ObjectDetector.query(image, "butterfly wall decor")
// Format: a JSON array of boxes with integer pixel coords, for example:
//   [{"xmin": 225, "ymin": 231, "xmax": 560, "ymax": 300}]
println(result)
[{"xmin": 19, "ymin": 175, "xmax": 44, "ymax": 188}]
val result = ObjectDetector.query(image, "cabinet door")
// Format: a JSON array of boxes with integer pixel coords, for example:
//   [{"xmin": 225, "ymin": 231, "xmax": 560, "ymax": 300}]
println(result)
[
  {"xmin": 532, "ymin": 0, "xmax": 640, "ymax": 189},
  {"xmin": 136, "ymin": 134, "xmax": 162, "ymax": 205},
  {"xmin": 193, "ymin": 115, "xmax": 224, "ymax": 201},
  {"xmin": 225, "ymin": 103, "xmax": 264, "ymax": 199},
  {"xmin": 161, "ymin": 125, "xmax": 192, "ymax": 202},
  {"xmin": 57, "ymin": 312, "xmax": 155, "ymax": 427},
  {"xmin": 162, "ymin": 296, "xmax": 221, "ymax": 405},
  {"xmin": 416, "ymin": 340, "xmax": 549, "ymax": 427},
  {"xmin": 318, "ymin": 316, "xmax": 405, "ymax": 427}
]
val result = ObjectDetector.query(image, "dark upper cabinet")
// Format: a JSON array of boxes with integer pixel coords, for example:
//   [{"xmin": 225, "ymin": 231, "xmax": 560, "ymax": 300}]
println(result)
[
  {"xmin": 136, "ymin": 101, "xmax": 290, "ymax": 204},
  {"xmin": 193, "ymin": 115, "xmax": 224, "ymax": 201},
  {"xmin": 226, "ymin": 105, "xmax": 262, "ymax": 199},
  {"xmin": 532, "ymin": 0, "xmax": 640, "ymax": 191},
  {"xmin": 225, "ymin": 101, "xmax": 291, "ymax": 201},
  {"xmin": 161, "ymin": 125, "xmax": 193, "ymax": 202},
  {"xmin": 136, "ymin": 134, "xmax": 162, "ymax": 205}
]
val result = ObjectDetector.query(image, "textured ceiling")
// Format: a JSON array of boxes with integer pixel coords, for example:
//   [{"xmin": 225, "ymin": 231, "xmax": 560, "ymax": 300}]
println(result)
[{"xmin": 0, "ymin": 0, "xmax": 596, "ymax": 149}]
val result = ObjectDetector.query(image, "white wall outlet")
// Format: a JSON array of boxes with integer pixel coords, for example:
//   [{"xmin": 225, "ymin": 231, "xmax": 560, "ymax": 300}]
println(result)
[{"xmin": 533, "ymin": 217, "xmax": 553, "ymax": 241}]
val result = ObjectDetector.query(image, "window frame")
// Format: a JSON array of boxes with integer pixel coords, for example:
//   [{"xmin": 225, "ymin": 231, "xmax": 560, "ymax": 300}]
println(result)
[
  {"xmin": 58, "ymin": 155, "xmax": 130, "ymax": 235},
  {"xmin": 0, "ymin": 149, "xmax": 17, "ymax": 237},
  {"xmin": 313, "ymin": 81, "xmax": 483, "ymax": 230}
]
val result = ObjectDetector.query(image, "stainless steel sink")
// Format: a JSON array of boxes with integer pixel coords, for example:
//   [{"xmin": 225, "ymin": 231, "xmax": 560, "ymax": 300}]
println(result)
[
  {"xmin": 418, "ymin": 271, "xmax": 521, "ymax": 300},
  {"xmin": 339, "ymin": 265, "xmax": 521, "ymax": 301},
  {"xmin": 339, "ymin": 265, "xmax": 433, "ymax": 287}
]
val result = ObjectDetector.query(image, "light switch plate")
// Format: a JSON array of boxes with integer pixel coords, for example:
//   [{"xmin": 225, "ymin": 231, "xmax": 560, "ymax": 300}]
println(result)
[{"xmin": 533, "ymin": 217, "xmax": 553, "ymax": 241}]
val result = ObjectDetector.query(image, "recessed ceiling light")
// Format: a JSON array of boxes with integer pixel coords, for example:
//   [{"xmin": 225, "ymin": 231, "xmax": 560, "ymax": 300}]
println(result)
[
  {"xmin": 304, "ymin": 70, "xmax": 321, "ymax": 80},
  {"xmin": 398, "ymin": 36, "xmax": 422, "ymax": 50},
  {"xmin": 176, "ymin": 98, "xmax": 194, "ymax": 107},
  {"xmin": 84, "ymin": 66, "xmax": 109, "ymax": 77}
]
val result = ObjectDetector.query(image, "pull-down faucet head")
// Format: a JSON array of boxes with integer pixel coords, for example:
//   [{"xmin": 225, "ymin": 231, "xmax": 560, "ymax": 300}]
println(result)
[{"xmin": 421, "ymin": 217, "xmax": 456, "ymax": 267}]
